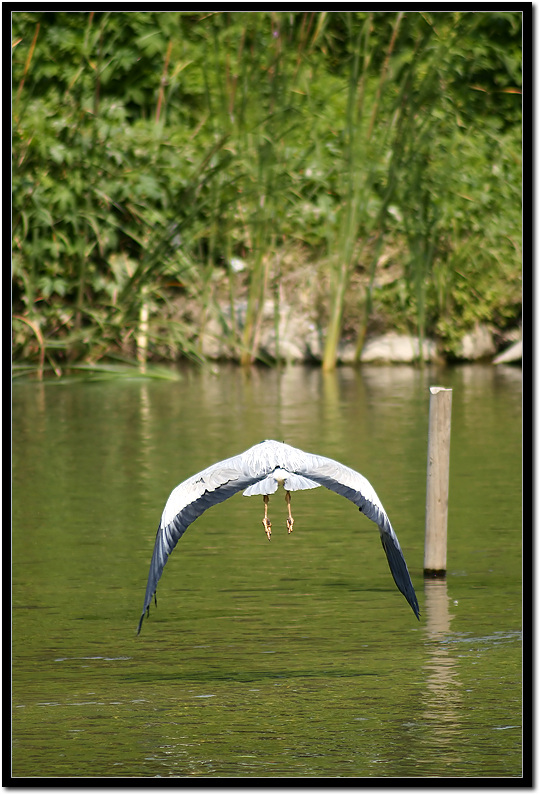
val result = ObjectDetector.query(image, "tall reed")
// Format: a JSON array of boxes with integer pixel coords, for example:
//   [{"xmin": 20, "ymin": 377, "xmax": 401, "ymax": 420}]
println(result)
[
  {"xmin": 322, "ymin": 12, "xmax": 404, "ymax": 370},
  {"xmin": 200, "ymin": 13, "xmax": 325, "ymax": 365}
]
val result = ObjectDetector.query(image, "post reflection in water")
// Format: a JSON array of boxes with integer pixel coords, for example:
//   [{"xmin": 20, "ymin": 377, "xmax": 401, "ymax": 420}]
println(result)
[{"xmin": 422, "ymin": 578, "xmax": 461, "ymax": 751}]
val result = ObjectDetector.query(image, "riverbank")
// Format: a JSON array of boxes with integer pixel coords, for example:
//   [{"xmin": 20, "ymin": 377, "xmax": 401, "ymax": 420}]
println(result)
[
  {"xmin": 12, "ymin": 248, "xmax": 522, "ymax": 376},
  {"xmin": 157, "ymin": 252, "xmax": 522, "ymax": 366}
]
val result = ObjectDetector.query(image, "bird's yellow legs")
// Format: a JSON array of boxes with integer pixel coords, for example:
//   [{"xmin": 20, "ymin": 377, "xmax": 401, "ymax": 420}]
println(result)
[
  {"xmin": 262, "ymin": 495, "xmax": 272, "ymax": 540},
  {"xmin": 285, "ymin": 490, "xmax": 294, "ymax": 534},
  {"xmin": 261, "ymin": 492, "xmax": 294, "ymax": 540}
]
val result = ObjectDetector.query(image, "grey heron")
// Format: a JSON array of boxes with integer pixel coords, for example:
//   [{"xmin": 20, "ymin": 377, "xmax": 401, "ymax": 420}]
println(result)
[{"xmin": 138, "ymin": 440, "xmax": 420, "ymax": 633}]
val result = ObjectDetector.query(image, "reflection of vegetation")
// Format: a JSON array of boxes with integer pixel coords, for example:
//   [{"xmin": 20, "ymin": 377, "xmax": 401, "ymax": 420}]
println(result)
[{"xmin": 12, "ymin": 11, "xmax": 522, "ymax": 372}]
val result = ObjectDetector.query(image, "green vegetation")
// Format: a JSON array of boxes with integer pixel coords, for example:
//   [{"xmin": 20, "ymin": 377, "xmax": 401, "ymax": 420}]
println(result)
[{"xmin": 12, "ymin": 11, "xmax": 522, "ymax": 374}]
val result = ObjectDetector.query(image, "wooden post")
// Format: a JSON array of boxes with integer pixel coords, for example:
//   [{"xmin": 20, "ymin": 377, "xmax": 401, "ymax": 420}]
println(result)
[
  {"xmin": 424, "ymin": 386, "xmax": 452, "ymax": 577},
  {"xmin": 137, "ymin": 290, "xmax": 149, "ymax": 374}
]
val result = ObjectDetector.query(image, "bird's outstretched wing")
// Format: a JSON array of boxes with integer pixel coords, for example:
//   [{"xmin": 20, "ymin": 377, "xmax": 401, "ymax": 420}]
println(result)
[
  {"xmin": 138, "ymin": 440, "xmax": 419, "ymax": 633},
  {"xmin": 138, "ymin": 451, "xmax": 269, "ymax": 633},
  {"xmin": 292, "ymin": 453, "xmax": 420, "ymax": 620}
]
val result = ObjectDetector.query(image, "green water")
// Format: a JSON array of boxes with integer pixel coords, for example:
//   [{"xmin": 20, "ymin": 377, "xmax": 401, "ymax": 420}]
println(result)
[{"xmin": 12, "ymin": 364, "xmax": 522, "ymax": 779}]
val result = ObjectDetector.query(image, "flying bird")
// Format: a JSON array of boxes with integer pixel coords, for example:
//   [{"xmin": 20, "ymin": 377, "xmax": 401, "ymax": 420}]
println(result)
[{"xmin": 138, "ymin": 440, "xmax": 420, "ymax": 633}]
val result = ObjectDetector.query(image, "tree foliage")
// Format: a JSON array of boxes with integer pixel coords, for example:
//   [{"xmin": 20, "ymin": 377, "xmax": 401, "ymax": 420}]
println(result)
[{"xmin": 12, "ymin": 11, "xmax": 522, "ymax": 371}]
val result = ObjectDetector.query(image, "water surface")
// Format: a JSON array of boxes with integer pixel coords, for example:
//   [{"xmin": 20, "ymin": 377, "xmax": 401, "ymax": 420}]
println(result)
[{"xmin": 12, "ymin": 364, "xmax": 522, "ymax": 779}]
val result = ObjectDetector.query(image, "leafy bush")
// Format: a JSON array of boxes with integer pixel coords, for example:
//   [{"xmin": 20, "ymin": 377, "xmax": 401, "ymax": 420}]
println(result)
[{"xmin": 12, "ymin": 11, "xmax": 522, "ymax": 371}]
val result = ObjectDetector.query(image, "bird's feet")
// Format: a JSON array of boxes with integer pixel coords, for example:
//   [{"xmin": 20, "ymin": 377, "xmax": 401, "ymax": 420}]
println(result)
[
  {"xmin": 262, "ymin": 516, "xmax": 272, "ymax": 541},
  {"xmin": 262, "ymin": 494, "xmax": 272, "ymax": 540},
  {"xmin": 285, "ymin": 491, "xmax": 294, "ymax": 534}
]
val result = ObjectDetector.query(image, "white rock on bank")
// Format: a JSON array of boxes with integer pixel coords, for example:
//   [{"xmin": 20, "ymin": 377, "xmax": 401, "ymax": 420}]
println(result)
[
  {"xmin": 493, "ymin": 339, "xmax": 522, "ymax": 364},
  {"xmin": 199, "ymin": 314, "xmax": 235, "ymax": 360},
  {"xmin": 458, "ymin": 323, "xmax": 495, "ymax": 360},
  {"xmin": 360, "ymin": 333, "xmax": 437, "ymax": 363}
]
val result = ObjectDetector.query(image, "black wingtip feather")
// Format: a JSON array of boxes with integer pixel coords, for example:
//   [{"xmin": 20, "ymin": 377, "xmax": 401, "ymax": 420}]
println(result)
[
  {"xmin": 137, "ymin": 596, "xmax": 157, "ymax": 635},
  {"xmin": 380, "ymin": 534, "xmax": 420, "ymax": 620}
]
